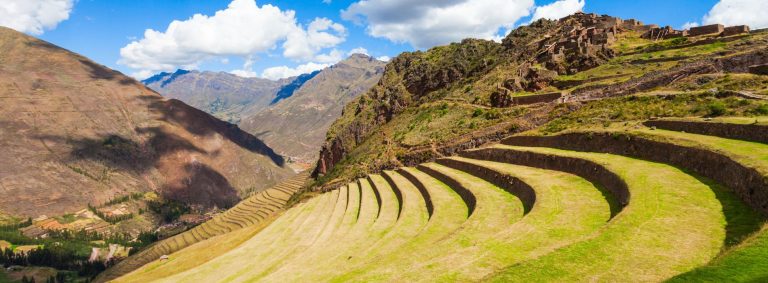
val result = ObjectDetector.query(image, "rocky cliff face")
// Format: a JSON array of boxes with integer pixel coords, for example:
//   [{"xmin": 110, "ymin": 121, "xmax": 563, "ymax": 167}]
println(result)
[
  {"xmin": 0, "ymin": 27, "xmax": 295, "ymax": 217},
  {"xmin": 240, "ymin": 54, "xmax": 385, "ymax": 164}
]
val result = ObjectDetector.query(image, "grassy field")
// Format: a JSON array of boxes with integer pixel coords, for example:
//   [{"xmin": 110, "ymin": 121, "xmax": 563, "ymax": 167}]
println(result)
[
  {"xmin": 384, "ymin": 157, "xmax": 610, "ymax": 281},
  {"xmin": 112, "ymin": 119, "xmax": 768, "ymax": 282},
  {"xmin": 488, "ymin": 145, "xmax": 725, "ymax": 282}
]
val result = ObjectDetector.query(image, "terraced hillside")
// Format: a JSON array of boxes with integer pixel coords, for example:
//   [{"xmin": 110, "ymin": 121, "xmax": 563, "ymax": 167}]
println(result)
[
  {"xmin": 97, "ymin": 171, "xmax": 311, "ymax": 282},
  {"xmin": 314, "ymin": 13, "xmax": 768, "ymax": 185},
  {"xmin": 114, "ymin": 117, "xmax": 768, "ymax": 282}
]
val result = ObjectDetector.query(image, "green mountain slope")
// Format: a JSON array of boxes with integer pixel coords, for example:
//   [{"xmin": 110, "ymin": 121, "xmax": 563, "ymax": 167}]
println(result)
[{"xmin": 314, "ymin": 13, "xmax": 768, "ymax": 186}]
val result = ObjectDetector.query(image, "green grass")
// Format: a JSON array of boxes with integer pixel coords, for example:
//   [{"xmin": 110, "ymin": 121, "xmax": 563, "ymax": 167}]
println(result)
[
  {"xmin": 488, "ymin": 145, "xmax": 726, "ymax": 282},
  {"xmin": 403, "ymin": 157, "xmax": 610, "ymax": 281},
  {"xmin": 263, "ymin": 178, "xmax": 393, "ymax": 281},
  {"xmin": 668, "ymin": 224, "xmax": 768, "ymax": 282},
  {"xmin": 151, "ymin": 189, "xmax": 338, "ymax": 282},
  {"xmin": 633, "ymin": 128, "xmax": 768, "ymax": 173},
  {"xmin": 540, "ymin": 93, "xmax": 766, "ymax": 134},
  {"xmin": 360, "ymin": 163, "xmax": 523, "ymax": 282},
  {"xmin": 657, "ymin": 116, "xmax": 768, "ymax": 126},
  {"xmin": 0, "ymin": 270, "xmax": 14, "ymax": 283},
  {"xmin": 328, "ymin": 169, "xmax": 455, "ymax": 282}
]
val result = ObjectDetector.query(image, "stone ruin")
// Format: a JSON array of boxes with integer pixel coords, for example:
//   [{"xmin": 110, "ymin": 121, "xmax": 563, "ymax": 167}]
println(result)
[
  {"xmin": 496, "ymin": 12, "xmax": 754, "ymax": 106},
  {"xmin": 643, "ymin": 26, "xmax": 687, "ymax": 40},
  {"xmin": 510, "ymin": 13, "xmax": 649, "ymax": 92},
  {"xmin": 642, "ymin": 23, "xmax": 750, "ymax": 40}
]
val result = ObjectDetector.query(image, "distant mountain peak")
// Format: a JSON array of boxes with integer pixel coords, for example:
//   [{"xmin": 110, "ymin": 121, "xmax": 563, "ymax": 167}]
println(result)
[
  {"xmin": 141, "ymin": 69, "xmax": 192, "ymax": 87},
  {"xmin": 270, "ymin": 70, "xmax": 321, "ymax": 105}
]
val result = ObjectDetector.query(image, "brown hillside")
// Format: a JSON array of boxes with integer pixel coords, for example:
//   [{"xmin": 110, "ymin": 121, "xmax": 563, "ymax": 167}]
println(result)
[
  {"xmin": 0, "ymin": 27, "xmax": 295, "ymax": 218},
  {"xmin": 143, "ymin": 70, "xmax": 294, "ymax": 124},
  {"xmin": 240, "ymin": 54, "xmax": 385, "ymax": 163}
]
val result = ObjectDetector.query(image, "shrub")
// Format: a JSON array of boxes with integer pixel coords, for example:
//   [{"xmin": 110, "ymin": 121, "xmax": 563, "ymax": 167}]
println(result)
[
  {"xmin": 484, "ymin": 109, "xmax": 501, "ymax": 120},
  {"xmin": 472, "ymin": 109, "xmax": 484, "ymax": 117},
  {"xmin": 670, "ymin": 37, "xmax": 688, "ymax": 46},
  {"xmin": 755, "ymin": 104, "xmax": 768, "ymax": 115},
  {"xmin": 707, "ymin": 101, "xmax": 727, "ymax": 116}
]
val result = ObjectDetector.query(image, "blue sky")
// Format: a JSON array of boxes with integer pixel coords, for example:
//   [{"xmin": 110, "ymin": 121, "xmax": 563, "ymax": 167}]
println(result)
[{"xmin": 2, "ymin": 0, "xmax": 761, "ymax": 80}]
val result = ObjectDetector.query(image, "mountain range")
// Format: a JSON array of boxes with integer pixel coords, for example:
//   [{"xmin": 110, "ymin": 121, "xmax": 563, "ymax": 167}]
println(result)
[{"xmin": 144, "ymin": 54, "xmax": 385, "ymax": 164}]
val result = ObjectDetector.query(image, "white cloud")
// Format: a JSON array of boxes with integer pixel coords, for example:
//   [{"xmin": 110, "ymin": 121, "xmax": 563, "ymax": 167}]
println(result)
[
  {"xmin": 342, "ymin": 0, "xmax": 535, "ymax": 49},
  {"xmin": 119, "ymin": 0, "xmax": 346, "ymax": 77},
  {"xmin": 314, "ymin": 49, "xmax": 344, "ymax": 63},
  {"xmin": 131, "ymin": 70, "xmax": 157, "ymax": 80},
  {"xmin": 0, "ymin": 0, "xmax": 73, "ymax": 35},
  {"xmin": 283, "ymin": 17, "xmax": 346, "ymax": 61},
  {"xmin": 702, "ymin": 0, "xmax": 768, "ymax": 29},
  {"xmin": 230, "ymin": 69, "xmax": 259, "ymax": 78},
  {"xmin": 348, "ymin": 47, "xmax": 369, "ymax": 56},
  {"xmin": 681, "ymin": 21, "xmax": 700, "ymax": 30},
  {"xmin": 376, "ymin": 56, "xmax": 391, "ymax": 62},
  {"xmin": 259, "ymin": 62, "xmax": 330, "ymax": 80},
  {"xmin": 530, "ymin": 0, "xmax": 584, "ymax": 22}
]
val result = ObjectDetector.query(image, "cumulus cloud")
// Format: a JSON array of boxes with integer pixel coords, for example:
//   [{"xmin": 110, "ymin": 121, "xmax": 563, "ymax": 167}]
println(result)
[
  {"xmin": 530, "ymin": 0, "xmax": 584, "ymax": 22},
  {"xmin": 259, "ymin": 62, "xmax": 330, "ymax": 80},
  {"xmin": 283, "ymin": 17, "xmax": 346, "ymax": 61},
  {"xmin": 348, "ymin": 47, "xmax": 369, "ymax": 56},
  {"xmin": 681, "ymin": 21, "xmax": 700, "ymax": 30},
  {"xmin": 702, "ymin": 0, "xmax": 768, "ymax": 29},
  {"xmin": 119, "ymin": 0, "xmax": 346, "ymax": 77},
  {"xmin": 376, "ymin": 55, "xmax": 391, "ymax": 62},
  {"xmin": 0, "ymin": 0, "xmax": 73, "ymax": 35},
  {"xmin": 342, "ymin": 0, "xmax": 535, "ymax": 49},
  {"xmin": 314, "ymin": 49, "xmax": 344, "ymax": 63}
]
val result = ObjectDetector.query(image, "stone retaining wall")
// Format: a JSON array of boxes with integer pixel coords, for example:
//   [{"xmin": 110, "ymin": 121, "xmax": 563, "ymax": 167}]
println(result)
[
  {"xmin": 436, "ymin": 158, "xmax": 536, "ymax": 214},
  {"xmin": 417, "ymin": 164, "xmax": 478, "ymax": 216},
  {"xmin": 396, "ymin": 169, "xmax": 435, "ymax": 218},
  {"xmin": 644, "ymin": 120, "xmax": 768, "ymax": 144},
  {"xmin": 380, "ymin": 171, "xmax": 405, "ymax": 219},
  {"xmin": 462, "ymin": 147, "xmax": 629, "ymax": 216},
  {"xmin": 363, "ymin": 177, "xmax": 383, "ymax": 219},
  {"xmin": 503, "ymin": 133, "xmax": 768, "ymax": 216},
  {"xmin": 513, "ymin": 92, "xmax": 563, "ymax": 105}
]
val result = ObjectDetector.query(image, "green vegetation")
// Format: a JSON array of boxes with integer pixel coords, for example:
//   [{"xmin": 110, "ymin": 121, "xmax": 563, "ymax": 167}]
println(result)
[
  {"xmin": 540, "ymin": 93, "xmax": 765, "ymax": 134},
  {"xmin": 490, "ymin": 145, "xmax": 725, "ymax": 281},
  {"xmin": 145, "ymin": 199, "xmax": 190, "ymax": 223},
  {"xmin": 108, "ymin": 15, "xmax": 768, "ymax": 283}
]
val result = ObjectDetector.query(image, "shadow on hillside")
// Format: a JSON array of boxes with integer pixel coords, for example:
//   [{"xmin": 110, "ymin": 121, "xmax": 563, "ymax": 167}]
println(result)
[
  {"xmin": 37, "ymin": 128, "xmax": 241, "ymax": 209},
  {"xmin": 688, "ymin": 172, "xmax": 765, "ymax": 249},
  {"xmin": 25, "ymin": 40, "xmax": 66, "ymax": 52},
  {"xmin": 165, "ymin": 163, "xmax": 241, "ymax": 209},
  {"xmin": 136, "ymin": 94, "xmax": 285, "ymax": 166},
  {"xmin": 78, "ymin": 59, "xmax": 136, "ymax": 85},
  {"xmin": 31, "ymin": 87, "xmax": 286, "ymax": 209},
  {"xmin": 270, "ymin": 70, "xmax": 320, "ymax": 105},
  {"xmin": 250, "ymin": 131, "xmax": 272, "ymax": 139}
]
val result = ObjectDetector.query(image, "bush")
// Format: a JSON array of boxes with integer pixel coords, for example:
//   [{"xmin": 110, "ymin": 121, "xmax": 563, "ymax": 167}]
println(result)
[
  {"xmin": 472, "ymin": 109, "xmax": 484, "ymax": 117},
  {"xmin": 755, "ymin": 104, "xmax": 768, "ymax": 115},
  {"xmin": 484, "ymin": 109, "xmax": 501, "ymax": 120},
  {"xmin": 670, "ymin": 37, "xmax": 688, "ymax": 46},
  {"xmin": 707, "ymin": 102, "xmax": 727, "ymax": 116}
]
